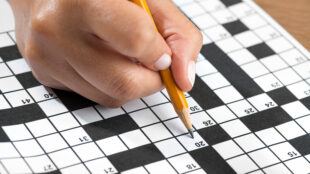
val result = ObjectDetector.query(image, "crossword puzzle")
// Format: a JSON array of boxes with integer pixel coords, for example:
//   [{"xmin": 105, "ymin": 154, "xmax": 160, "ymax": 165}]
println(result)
[{"xmin": 1, "ymin": 0, "xmax": 310, "ymax": 173}]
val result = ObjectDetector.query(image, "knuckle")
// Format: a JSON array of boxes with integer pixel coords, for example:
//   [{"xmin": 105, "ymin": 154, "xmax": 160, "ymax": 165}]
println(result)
[
  {"xmin": 110, "ymin": 72, "xmax": 140, "ymax": 100},
  {"xmin": 127, "ymin": 25, "xmax": 155, "ymax": 56},
  {"xmin": 30, "ymin": 13, "xmax": 52, "ymax": 36}
]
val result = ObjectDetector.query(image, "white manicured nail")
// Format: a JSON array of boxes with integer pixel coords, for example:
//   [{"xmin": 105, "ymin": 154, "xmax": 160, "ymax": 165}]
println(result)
[
  {"xmin": 188, "ymin": 61, "xmax": 196, "ymax": 87},
  {"xmin": 154, "ymin": 53, "xmax": 172, "ymax": 70}
]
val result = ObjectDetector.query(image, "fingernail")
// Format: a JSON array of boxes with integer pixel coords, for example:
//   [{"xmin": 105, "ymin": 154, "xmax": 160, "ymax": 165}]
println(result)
[
  {"xmin": 154, "ymin": 53, "xmax": 172, "ymax": 70},
  {"xmin": 188, "ymin": 61, "xmax": 196, "ymax": 87}
]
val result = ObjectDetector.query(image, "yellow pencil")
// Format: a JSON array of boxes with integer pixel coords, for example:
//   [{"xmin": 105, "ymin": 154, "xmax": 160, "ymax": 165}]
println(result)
[{"xmin": 130, "ymin": 0, "xmax": 194, "ymax": 138}]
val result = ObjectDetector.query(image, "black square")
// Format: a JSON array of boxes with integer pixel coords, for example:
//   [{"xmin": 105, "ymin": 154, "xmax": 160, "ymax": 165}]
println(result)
[
  {"xmin": 16, "ymin": 72, "xmax": 41, "ymax": 89},
  {"xmin": 241, "ymin": 107, "xmax": 292, "ymax": 132},
  {"xmin": 108, "ymin": 144, "xmax": 164, "ymax": 172},
  {"xmin": 198, "ymin": 125, "xmax": 231, "ymax": 145},
  {"xmin": 0, "ymin": 45, "xmax": 22, "ymax": 61},
  {"xmin": 220, "ymin": 0, "xmax": 242, "ymax": 7},
  {"xmin": 190, "ymin": 147, "xmax": 236, "ymax": 174},
  {"xmin": 267, "ymin": 87, "xmax": 297, "ymax": 105},
  {"xmin": 223, "ymin": 20, "xmax": 249, "ymax": 35},
  {"xmin": 289, "ymin": 135, "xmax": 310, "ymax": 156},
  {"xmin": 83, "ymin": 114, "xmax": 139, "ymax": 141},
  {"xmin": 53, "ymin": 89, "xmax": 96, "ymax": 111},
  {"xmin": 0, "ymin": 128, "xmax": 10, "ymax": 142},
  {"xmin": 0, "ymin": 104, "xmax": 46, "ymax": 126},
  {"xmin": 301, "ymin": 97, "xmax": 310, "ymax": 110},
  {"xmin": 248, "ymin": 43, "xmax": 275, "ymax": 59}
]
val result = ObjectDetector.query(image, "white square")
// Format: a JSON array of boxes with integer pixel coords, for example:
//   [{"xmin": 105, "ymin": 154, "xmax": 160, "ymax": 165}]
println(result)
[
  {"xmin": 26, "ymin": 118, "xmax": 56, "ymax": 137},
  {"xmin": 220, "ymin": 119, "xmax": 250, "ymax": 138},
  {"xmin": 263, "ymin": 163, "xmax": 291, "ymax": 174},
  {"xmin": 37, "ymin": 133, "xmax": 68, "ymax": 153},
  {"xmin": 187, "ymin": 97, "xmax": 203, "ymax": 113},
  {"xmin": 9, "ymin": 31, "xmax": 16, "ymax": 42},
  {"xmin": 61, "ymin": 127, "xmax": 92, "ymax": 146},
  {"xmin": 168, "ymin": 153, "xmax": 200, "ymax": 173},
  {"xmin": 186, "ymin": 169, "xmax": 207, "ymax": 174},
  {"xmin": 0, "ymin": 63, "xmax": 12, "ymax": 77},
  {"xmin": 280, "ymin": 49, "xmax": 307, "ymax": 66},
  {"xmin": 61, "ymin": 164, "xmax": 89, "ymax": 174},
  {"xmin": 287, "ymin": 81, "xmax": 310, "ymax": 99},
  {"xmin": 276, "ymin": 121, "xmax": 306, "ymax": 140},
  {"xmin": 85, "ymin": 158, "xmax": 117, "ymax": 174},
  {"xmin": 203, "ymin": 25, "xmax": 231, "ymax": 41},
  {"xmin": 177, "ymin": 132, "xmax": 208, "ymax": 151},
  {"xmin": 229, "ymin": 3, "xmax": 255, "ymax": 18},
  {"xmin": 248, "ymin": 93, "xmax": 277, "ymax": 111},
  {"xmin": 95, "ymin": 105, "xmax": 124, "ymax": 119},
  {"xmin": 207, "ymin": 105, "xmax": 236, "ymax": 123},
  {"xmin": 227, "ymin": 155, "xmax": 258, "ymax": 174},
  {"xmin": 235, "ymin": 133, "xmax": 265, "ymax": 152},
  {"xmin": 96, "ymin": 136, "xmax": 128, "ymax": 155},
  {"xmin": 164, "ymin": 118, "xmax": 189, "ymax": 136},
  {"xmin": 214, "ymin": 86, "xmax": 243, "ymax": 103},
  {"xmin": 260, "ymin": 55, "xmax": 288, "ymax": 72},
  {"xmin": 293, "ymin": 61, "xmax": 310, "ymax": 79},
  {"xmin": 228, "ymin": 100, "xmax": 258, "ymax": 117},
  {"xmin": 213, "ymin": 140, "xmax": 243, "ymax": 159},
  {"xmin": 255, "ymin": 128, "xmax": 285, "ymax": 146},
  {"xmin": 14, "ymin": 139, "xmax": 44, "ymax": 157},
  {"xmin": 254, "ymin": 73, "xmax": 283, "ymax": 92},
  {"xmin": 201, "ymin": 31, "xmax": 212, "ymax": 45},
  {"xmin": 49, "ymin": 148, "xmax": 80, "ymax": 168},
  {"xmin": 191, "ymin": 111, "xmax": 216, "ymax": 129},
  {"xmin": 270, "ymin": 142, "xmax": 300, "ymax": 161},
  {"xmin": 201, "ymin": 73, "xmax": 230, "ymax": 90},
  {"xmin": 73, "ymin": 142, "xmax": 104, "ymax": 161},
  {"xmin": 192, "ymin": 13, "xmax": 217, "ymax": 29},
  {"xmin": 2, "ymin": 124, "xmax": 32, "ymax": 141},
  {"xmin": 180, "ymin": 3, "xmax": 205, "ymax": 17},
  {"xmin": 49, "ymin": 112, "xmax": 80, "ymax": 131},
  {"xmin": 199, "ymin": 0, "xmax": 225, "ymax": 12},
  {"xmin": 73, "ymin": 107, "xmax": 102, "ymax": 125},
  {"xmin": 241, "ymin": 61, "xmax": 269, "ymax": 78},
  {"xmin": 1, "ymin": 158, "xmax": 31, "ymax": 174},
  {"xmin": 285, "ymin": 157, "xmax": 310, "ymax": 174},
  {"xmin": 7, "ymin": 58, "xmax": 31, "ymax": 75},
  {"xmin": 215, "ymin": 37, "xmax": 243, "ymax": 53},
  {"xmin": 228, "ymin": 49, "xmax": 257, "ymax": 65},
  {"xmin": 27, "ymin": 85, "xmax": 56, "ymax": 102},
  {"xmin": 155, "ymin": 138, "xmax": 186, "ymax": 158},
  {"xmin": 0, "ymin": 142, "xmax": 20, "ymax": 158},
  {"xmin": 254, "ymin": 25, "xmax": 280, "ymax": 41},
  {"xmin": 211, "ymin": 9, "xmax": 237, "ymax": 24},
  {"xmin": 142, "ymin": 92, "xmax": 168, "ymax": 106},
  {"xmin": 274, "ymin": 68, "xmax": 302, "ymax": 86},
  {"xmin": 25, "ymin": 155, "xmax": 56, "ymax": 173},
  {"xmin": 235, "ymin": 31, "xmax": 262, "ymax": 47},
  {"xmin": 267, "ymin": 37, "xmax": 293, "ymax": 53},
  {"xmin": 0, "ymin": 76, "xmax": 23, "ymax": 93},
  {"xmin": 142, "ymin": 123, "xmax": 173, "ymax": 142},
  {"xmin": 38, "ymin": 98, "xmax": 68, "ymax": 116},
  {"xmin": 122, "ymin": 99, "xmax": 146, "ymax": 113},
  {"xmin": 296, "ymin": 116, "xmax": 310, "ymax": 133},
  {"xmin": 249, "ymin": 148, "xmax": 280, "ymax": 168},
  {"xmin": 122, "ymin": 167, "xmax": 148, "ymax": 174},
  {"xmin": 282, "ymin": 101, "xmax": 310, "ymax": 119},
  {"xmin": 0, "ymin": 94, "xmax": 10, "ymax": 109},
  {"xmin": 241, "ymin": 14, "xmax": 267, "ymax": 29},
  {"xmin": 145, "ymin": 160, "xmax": 177, "ymax": 174},
  {"xmin": 197, "ymin": 53, "xmax": 205, "ymax": 62},
  {"xmin": 129, "ymin": 109, "xmax": 159, "ymax": 127},
  {"xmin": 0, "ymin": 33, "xmax": 14, "ymax": 47},
  {"xmin": 196, "ymin": 60, "xmax": 217, "ymax": 76},
  {"xmin": 0, "ymin": 0, "xmax": 15, "ymax": 32},
  {"xmin": 119, "ymin": 129, "xmax": 150, "ymax": 149},
  {"xmin": 152, "ymin": 103, "xmax": 177, "ymax": 121},
  {"xmin": 5, "ymin": 90, "xmax": 34, "ymax": 107},
  {"xmin": 173, "ymin": 0, "xmax": 193, "ymax": 6}
]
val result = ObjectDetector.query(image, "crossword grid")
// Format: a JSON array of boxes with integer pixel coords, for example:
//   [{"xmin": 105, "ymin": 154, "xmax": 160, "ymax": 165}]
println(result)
[{"xmin": 1, "ymin": 0, "xmax": 310, "ymax": 173}]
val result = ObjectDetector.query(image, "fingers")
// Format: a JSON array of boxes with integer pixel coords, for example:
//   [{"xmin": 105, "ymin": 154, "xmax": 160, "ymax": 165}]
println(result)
[
  {"xmin": 85, "ymin": 0, "xmax": 172, "ymax": 71},
  {"xmin": 147, "ymin": 0, "xmax": 203, "ymax": 91}
]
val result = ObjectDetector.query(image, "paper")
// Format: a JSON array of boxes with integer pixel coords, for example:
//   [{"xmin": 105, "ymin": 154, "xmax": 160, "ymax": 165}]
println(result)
[{"xmin": 1, "ymin": 0, "xmax": 310, "ymax": 173}]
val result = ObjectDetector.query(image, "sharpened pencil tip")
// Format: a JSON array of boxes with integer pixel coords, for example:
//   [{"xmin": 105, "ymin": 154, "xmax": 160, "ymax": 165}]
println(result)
[{"xmin": 188, "ymin": 129, "xmax": 194, "ymax": 139}]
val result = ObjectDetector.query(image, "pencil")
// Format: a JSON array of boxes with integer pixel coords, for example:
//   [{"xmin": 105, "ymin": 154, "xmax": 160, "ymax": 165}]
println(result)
[{"xmin": 130, "ymin": 0, "xmax": 194, "ymax": 138}]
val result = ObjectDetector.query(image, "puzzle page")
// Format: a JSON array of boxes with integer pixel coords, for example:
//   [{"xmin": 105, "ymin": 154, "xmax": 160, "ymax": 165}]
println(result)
[{"xmin": 1, "ymin": 0, "xmax": 310, "ymax": 173}]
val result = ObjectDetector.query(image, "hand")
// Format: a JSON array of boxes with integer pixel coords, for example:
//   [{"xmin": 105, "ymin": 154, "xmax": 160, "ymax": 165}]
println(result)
[{"xmin": 9, "ymin": 0, "xmax": 202, "ymax": 107}]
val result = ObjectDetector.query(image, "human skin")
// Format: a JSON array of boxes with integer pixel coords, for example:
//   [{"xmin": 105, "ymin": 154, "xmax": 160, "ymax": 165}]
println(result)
[{"xmin": 8, "ymin": 0, "xmax": 202, "ymax": 107}]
